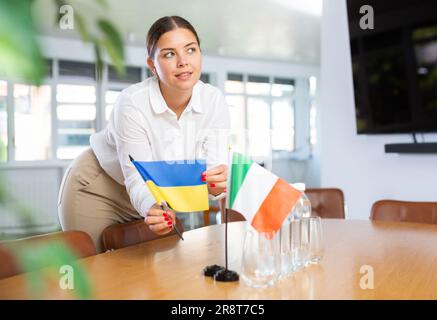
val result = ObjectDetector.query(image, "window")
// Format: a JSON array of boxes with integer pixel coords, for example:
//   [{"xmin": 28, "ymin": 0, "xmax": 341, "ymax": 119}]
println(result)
[
  {"xmin": 56, "ymin": 84, "xmax": 96, "ymax": 159},
  {"xmin": 247, "ymin": 96, "xmax": 271, "ymax": 157},
  {"xmin": 272, "ymin": 99, "xmax": 294, "ymax": 151},
  {"xmin": 246, "ymin": 76, "xmax": 273, "ymax": 157},
  {"xmin": 108, "ymin": 65, "xmax": 141, "ymax": 84},
  {"xmin": 1, "ymin": 58, "xmax": 317, "ymax": 164},
  {"xmin": 272, "ymin": 78, "xmax": 295, "ymax": 153},
  {"xmin": 246, "ymin": 75, "xmax": 270, "ymax": 95},
  {"xmin": 105, "ymin": 65, "xmax": 143, "ymax": 124},
  {"xmin": 105, "ymin": 89, "xmax": 121, "ymax": 121},
  {"xmin": 200, "ymin": 73, "xmax": 210, "ymax": 84},
  {"xmin": 56, "ymin": 60, "xmax": 97, "ymax": 160},
  {"xmin": 14, "ymin": 84, "xmax": 52, "ymax": 161},
  {"xmin": 272, "ymin": 78, "xmax": 295, "ymax": 97},
  {"xmin": 44, "ymin": 59, "xmax": 53, "ymax": 79},
  {"xmin": 225, "ymin": 73, "xmax": 244, "ymax": 94},
  {"xmin": 59, "ymin": 60, "xmax": 95, "ymax": 80},
  {"xmin": 226, "ymin": 95, "xmax": 245, "ymax": 154},
  {"xmin": 1, "ymin": 60, "xmax": 154, "ymax": 162},
  {"xmin": 0, "ymin": 81, "xmax": 7, "ymax": 162},
  {"xmin": 225, "ymin": 73, "xmax": 296, "ymax": 159}
]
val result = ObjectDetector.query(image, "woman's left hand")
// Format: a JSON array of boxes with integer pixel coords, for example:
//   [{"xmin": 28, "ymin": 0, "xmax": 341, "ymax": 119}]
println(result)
[{"xmin": 202, "ymin": 164, "xmax": 227, "ymax": 196}]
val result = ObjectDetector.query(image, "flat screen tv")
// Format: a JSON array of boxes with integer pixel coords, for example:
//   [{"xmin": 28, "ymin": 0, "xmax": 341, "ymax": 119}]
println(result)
[{"xmin": 347, "ymin": 0, "xmax": 437, "ymax": 134}]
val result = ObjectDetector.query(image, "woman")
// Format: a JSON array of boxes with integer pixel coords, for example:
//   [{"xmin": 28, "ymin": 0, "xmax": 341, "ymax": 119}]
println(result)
[{"xmin": 58, "ymin": 16, "xmax": 229, "ymax": 253}]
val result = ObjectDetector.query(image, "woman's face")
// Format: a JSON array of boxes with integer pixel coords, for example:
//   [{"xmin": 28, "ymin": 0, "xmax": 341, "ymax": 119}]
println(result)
[{"xmin": 148, "ymin": 28, "xmax": 201, "ymax": 92}]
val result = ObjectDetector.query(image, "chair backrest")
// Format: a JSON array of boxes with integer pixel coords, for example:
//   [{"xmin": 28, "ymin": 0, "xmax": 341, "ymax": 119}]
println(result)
[
  {"xmin": 220, "ymin": 209, "xmax": 246, "ymax": 223},
  {"xmin": 220, "ymin": 188, "xmax": 346, "ymax": 221},
  {"xmin": 203, "ymin": 206, "xmax": 220, "ymax": 226},
  {"xmin": 305, "ymin": 188, "xmax": 346, "ymax": 219},
  {"xmin": 370, "ymin": 200, "xmax": 437, "ymax": 224},
  {"xmin": 101, "ymin": 218, "xmax": 185, "ymax": 251},
  {"xmin": 0, "ymin": 230, "xmax": 96, "ymax": 280}
]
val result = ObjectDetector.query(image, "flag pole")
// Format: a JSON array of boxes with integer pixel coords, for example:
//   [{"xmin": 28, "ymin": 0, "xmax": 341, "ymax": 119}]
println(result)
[
  {"xmin": 160, "ymin": 202, "xmax": 184, "ymax": 241},
  {"xmin": 225, "ymin": 207, "xmax": 228, "ymax": 270},
  {"xmin": 213, "ymin": 150, "xmax": 239, "ymax": 282},
  {"xmin": 202, "ymin": 203, "xmax": 225, "ymax": 277}
]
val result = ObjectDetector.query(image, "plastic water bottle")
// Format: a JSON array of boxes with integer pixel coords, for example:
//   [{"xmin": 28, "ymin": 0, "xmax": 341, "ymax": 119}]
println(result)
[
  {"xmin": 293, "ymin": 183, "xmax": 311, "ymax": 219},
  {"xmin": 278, "ymin": 209, "xmax": 293, "ymax": 277},
  {"xmin": 290, "ymin": 183, "xmax": 312, "ymax": 270},
  {"xmin": 279, "ymin": 183, "xmax": 312, "ymax": 277}
]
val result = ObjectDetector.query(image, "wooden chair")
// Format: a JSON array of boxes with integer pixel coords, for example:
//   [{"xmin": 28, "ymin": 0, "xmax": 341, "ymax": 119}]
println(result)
[
  {"xmin": 306, "ymin": 188, "xmax": 346, "ymax": 219},
  {"xmin": 203, "ymin": 206, "xmax": 221, "ymax": 226},
  {"xmin": 0, "ymin": 230, "xmax": 96, "ymax": 280},
  {"xmin": 220, "ymin": 188, "xmax": 347, "ymax": 222},
  {"xmin": 370, "ymin": 200, "xmax": 437, "ymax": 224},
  {"xmin": 101, "ymin": 218, "xmax": 185, "ymax": 251},
  {"xmin": 220, "ymin": 209, "xmax": 246, "ymax": 223}
]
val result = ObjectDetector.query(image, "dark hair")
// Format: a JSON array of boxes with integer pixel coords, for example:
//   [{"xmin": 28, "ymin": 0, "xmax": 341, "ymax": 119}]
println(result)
[{"xmin": 146, "ymin": 16, "xmax": 201, "ymax": 58}]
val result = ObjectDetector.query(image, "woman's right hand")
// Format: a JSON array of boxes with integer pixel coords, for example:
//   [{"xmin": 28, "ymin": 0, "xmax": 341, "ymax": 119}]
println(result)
[{"xmin": 145, "ymin": 203, "xmax": 176, "ymax": 235}]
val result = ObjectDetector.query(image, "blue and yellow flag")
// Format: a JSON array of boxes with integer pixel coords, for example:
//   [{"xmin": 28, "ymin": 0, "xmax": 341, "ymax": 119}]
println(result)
[{"xmin": 131, "ymin": 159, "xmax": 209, "ymax": 212}]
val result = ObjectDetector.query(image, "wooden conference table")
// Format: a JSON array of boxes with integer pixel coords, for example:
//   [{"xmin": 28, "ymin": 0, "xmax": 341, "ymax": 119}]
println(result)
[{"xmin": 1, "ymin": 219, "xmax": 437, "ymax": 299}]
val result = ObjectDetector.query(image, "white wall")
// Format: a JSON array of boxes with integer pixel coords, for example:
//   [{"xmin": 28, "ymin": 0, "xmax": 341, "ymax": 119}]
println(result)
[{"xmin": 320, "ymin": 0, "xmax": 437, "ymax": 220}]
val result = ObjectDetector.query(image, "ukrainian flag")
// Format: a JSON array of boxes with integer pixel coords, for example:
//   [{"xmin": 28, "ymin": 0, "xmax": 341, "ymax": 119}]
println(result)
[{"xmin": 131, "ymin": 159, "xmax": 209, "ymax": 212}]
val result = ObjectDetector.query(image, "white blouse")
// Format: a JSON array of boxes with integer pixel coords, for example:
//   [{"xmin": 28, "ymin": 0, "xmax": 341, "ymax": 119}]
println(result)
[{"xmin": 90, "ymin": 76, "xmax": 230, "ymax": 217}]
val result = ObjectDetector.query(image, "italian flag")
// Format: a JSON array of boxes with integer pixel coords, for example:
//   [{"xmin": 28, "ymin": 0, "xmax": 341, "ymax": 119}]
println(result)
[{"xmin": 226, "ymin": 152, "xmax": 302, "ymax": 234}]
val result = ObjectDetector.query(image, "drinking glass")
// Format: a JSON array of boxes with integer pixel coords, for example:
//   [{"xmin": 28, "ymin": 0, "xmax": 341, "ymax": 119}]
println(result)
[
  {"xmin": 241, "ymin": 226, "xmax": 281, "ymax": 288},
  {"xmin": 307, "ymin": 216, "xmax": 324, "ymax": 264}
]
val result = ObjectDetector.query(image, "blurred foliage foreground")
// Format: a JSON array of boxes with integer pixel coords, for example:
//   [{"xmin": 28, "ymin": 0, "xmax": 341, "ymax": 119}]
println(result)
[{"xmin": 0, "ymin": 0, "xmax": 126, "ymax": 299}]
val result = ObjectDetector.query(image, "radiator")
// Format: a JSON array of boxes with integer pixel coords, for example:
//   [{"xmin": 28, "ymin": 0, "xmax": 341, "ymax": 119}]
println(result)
[{"xmin": 0, "ymin": 167, "xmax": 64, "ymax": 235}]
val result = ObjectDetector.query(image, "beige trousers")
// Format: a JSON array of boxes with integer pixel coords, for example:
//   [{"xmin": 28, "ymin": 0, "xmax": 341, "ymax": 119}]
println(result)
[{"xmin": 57, "ymin": 148, "xmax": 142, "ymax": 253}]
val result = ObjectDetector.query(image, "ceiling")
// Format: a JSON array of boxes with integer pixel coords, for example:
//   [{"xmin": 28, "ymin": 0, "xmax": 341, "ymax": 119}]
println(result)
[{"xmin": 32, "ymin": 0, "xmax": 322, "ymax": 65}]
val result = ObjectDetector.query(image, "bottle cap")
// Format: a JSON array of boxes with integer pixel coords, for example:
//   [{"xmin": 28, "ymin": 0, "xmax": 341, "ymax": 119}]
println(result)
[{"xmin": 291, "ymin": 183, "xmax": 306, "ymax": 191}]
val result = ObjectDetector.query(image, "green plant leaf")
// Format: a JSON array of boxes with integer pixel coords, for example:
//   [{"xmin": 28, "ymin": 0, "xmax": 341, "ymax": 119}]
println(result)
[
  {"xmin": 97, "ymin": 19, "xmax": 125, "ymax": 77},
  {"xmin": 0, "ymin": 0, "xmax": 126, "ymax": 299},
  {"xmin": 96, "ymin": 0, "xmax": 109, "ymax": 9},
  {"xmin": 10, "ymin": 241, "xmax": 93, "ymax": 299},
  {"xmin": 94, "ymin": 42, "xmax": 103, "ymax": 81},
  {"xmin": 0, "ymin": 0, "xmax": 45, "ymax": 85},
  {"xmin": 75, "ymin": 13, "xmax": 92, "ymax": 42}
]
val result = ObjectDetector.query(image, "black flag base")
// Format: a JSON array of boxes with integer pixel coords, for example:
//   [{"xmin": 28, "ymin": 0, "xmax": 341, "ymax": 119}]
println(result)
[
  {"xmin": 203, "ymin": 207, "xmax": 238, "ymax": 281},
  {"xmin": 203, "ymin": 264, "xmax": 225, "ymax": 277},
  {"xmin": 213, "ymin": 268, "xmax": 239, "ymax": 282}
]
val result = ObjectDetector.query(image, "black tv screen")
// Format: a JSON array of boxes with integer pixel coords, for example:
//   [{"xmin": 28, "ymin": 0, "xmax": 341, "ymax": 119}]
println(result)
[{"xmin": 347, "ymin": 0, "xmax": 437, "ymax": 134}]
